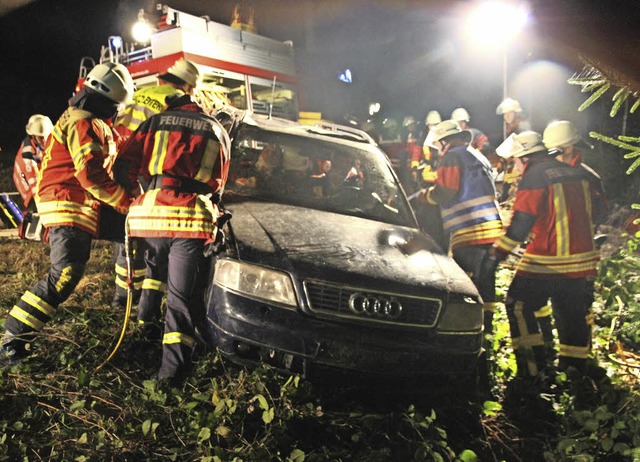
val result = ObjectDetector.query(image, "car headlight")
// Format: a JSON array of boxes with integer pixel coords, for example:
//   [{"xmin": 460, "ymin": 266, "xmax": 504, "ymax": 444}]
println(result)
[
  {"xmin": 213, "ymin": 259, "xmax": 297, "ymax": 308},
  {"xmin": 438, "ymin": 297, "xmax": 482, "ymax": 332}
]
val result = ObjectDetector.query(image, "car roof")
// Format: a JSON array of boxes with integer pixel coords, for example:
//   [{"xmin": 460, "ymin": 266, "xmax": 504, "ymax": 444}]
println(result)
[{"xmin": 221, "ymin": 109, "xmax": 379, "ymax": 149}]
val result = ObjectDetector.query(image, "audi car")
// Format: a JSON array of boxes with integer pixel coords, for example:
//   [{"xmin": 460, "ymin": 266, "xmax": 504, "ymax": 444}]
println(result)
[{"xmin": 204, "ymin": 110, "xmax": 483, "ymax": 378}]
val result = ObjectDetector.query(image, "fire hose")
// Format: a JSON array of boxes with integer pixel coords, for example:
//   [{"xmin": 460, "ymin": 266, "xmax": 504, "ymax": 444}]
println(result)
[
  {"xmin": 95, "ymin": 210, "xmax": 231, "ymax": 372},
  {"xmin": 96, "ymin": 216, "xmax": 134, "ymax": 372}
]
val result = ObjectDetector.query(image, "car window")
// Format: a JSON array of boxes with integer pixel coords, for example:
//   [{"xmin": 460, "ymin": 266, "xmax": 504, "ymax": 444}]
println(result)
[{"xmin": 224, "ymin": 125, "xmax": 416, "ymax": 227}]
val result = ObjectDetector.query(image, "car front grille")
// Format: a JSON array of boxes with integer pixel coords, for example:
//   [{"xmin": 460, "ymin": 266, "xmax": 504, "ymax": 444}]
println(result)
[{"xmin": 303, "ymin": 280, "xmax": 442, "ymax": 328}]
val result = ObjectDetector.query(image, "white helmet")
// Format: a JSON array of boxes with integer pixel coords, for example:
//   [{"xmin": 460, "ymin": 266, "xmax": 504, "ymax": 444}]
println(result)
[
  {"xmin": 451, "ymin": 107, "xmax": 470, "ymax": 122},
  {"xmin": 425, "ymin": 110, "xmax": 442, "ymax": 126},
  {"xmin": 25, "ymin": 114, "xmax": 53, "ymax": 138},
  {"xmin": 425, "ymin": 119, "xmax": 471, "ymax": 148},
  {"xmin": 542, "ymin": 120, "xmax": 580, "ymax": 149},
  {"xmin": 402, "ymin": 115, "xmax": 416, "ymax": 127},
  {"xmin": 496, "ymin": 98, "xmax": 523, "ymax": 115},
  {"xmin": 84, "ymin": 62, "xmax": 134, "ymax": 104},
  {"xmin": 510, "ymin": 131, "xmax": 548, "ymax": 158},
  {"xmin": 165, "ymin": 58, "xmax": 201, "ymax": 87}
]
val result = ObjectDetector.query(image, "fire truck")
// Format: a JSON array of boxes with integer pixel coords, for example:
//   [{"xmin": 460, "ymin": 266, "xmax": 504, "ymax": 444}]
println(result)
[{"xmin": 81, "ymin": 4, "xmax": 301, "ymax": 120}]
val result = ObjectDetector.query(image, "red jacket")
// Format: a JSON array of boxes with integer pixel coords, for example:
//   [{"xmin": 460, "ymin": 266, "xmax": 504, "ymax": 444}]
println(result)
[
  {"xmin": 13, "ymin": 136, "xmax": 42, "ymax": 208},
  {"xmin": 115, "ymin": 95, "xmax": 230, "ymax": 240},
  {"xmin": 35, "ymin": 107, "xmax": 131, "ymax": 235},
  {"xmin": 494, "ymin": 155, "xmax": 599, "ymax": 278}
]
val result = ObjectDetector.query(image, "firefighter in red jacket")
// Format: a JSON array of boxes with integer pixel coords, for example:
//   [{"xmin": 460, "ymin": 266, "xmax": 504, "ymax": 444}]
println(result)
[
  {"xmin": 495, "ymin": 98, "xmax": 531, "ymax": 202},
  {"xmin": 1, "ymin": 62, "xmax": 135, "ymax": 365},
  {"xmin": 542, "ymin": 120, "xmax": 608, "ymax": 228},
  {"xmin": 12, "ymin": 114, "xmax": 53, "ymax": 210},
  {"xmin": 451, "ymin": 107, "xmax": 492, "ymax": 158},
  {"xmin": 113, "ymin": 93, "xmax": 230, "ymax": 382},
  {"xmin": 490, "ymin": 131, "xmax": 600, "ymax": 378},
  {"xmin": 110, "ymin": 58, "xmax": 202, "ymax": 311},
  {"xmin": 418, "ymin": 120, "xmax": 503, "ymax": 333}
]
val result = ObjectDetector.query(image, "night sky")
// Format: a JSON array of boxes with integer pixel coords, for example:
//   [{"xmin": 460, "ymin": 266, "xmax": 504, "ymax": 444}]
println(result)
[{"xmin": 1, "ymin": 0, "xmax": 639, "ymax": 163}]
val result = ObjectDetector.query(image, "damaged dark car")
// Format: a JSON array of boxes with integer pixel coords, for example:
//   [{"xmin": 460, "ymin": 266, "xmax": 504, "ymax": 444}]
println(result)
[{"xmin": 205, "ymin": 111, "xmax": 483, "ymax": 378}]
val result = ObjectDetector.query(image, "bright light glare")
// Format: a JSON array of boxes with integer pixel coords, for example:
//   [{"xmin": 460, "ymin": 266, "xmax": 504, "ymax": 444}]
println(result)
[
  {"xmin": 465, "ymin": 1, "xmax": 529, "ymax": 48},
  {"xmin": 132, "ymin": 21, "xmax": 153, "ymax": 43},
  {"xmin": 109, "ymin": 35, "xmax": 123, "ymax": 50}
]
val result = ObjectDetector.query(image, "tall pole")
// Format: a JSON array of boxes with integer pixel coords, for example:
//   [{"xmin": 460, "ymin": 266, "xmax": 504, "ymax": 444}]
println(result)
[{"xmin": 503, "ymin": 48, "xmax": 508, "ymax": 140}]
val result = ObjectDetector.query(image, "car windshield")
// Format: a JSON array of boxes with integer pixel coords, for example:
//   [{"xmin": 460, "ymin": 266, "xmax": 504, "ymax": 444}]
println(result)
[{"xmin": 224, "ymin": 124, "xmax": 416, "ymax": 227}]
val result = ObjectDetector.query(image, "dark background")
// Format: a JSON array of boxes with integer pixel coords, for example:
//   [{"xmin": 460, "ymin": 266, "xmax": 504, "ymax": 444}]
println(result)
[{"xmin": 1, "ymin": 0, "xmax": 640, "ymax": 203}]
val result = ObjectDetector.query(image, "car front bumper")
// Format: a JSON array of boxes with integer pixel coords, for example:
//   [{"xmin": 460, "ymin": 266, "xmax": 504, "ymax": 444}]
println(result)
[{"xmin": 207, "ymin": 287, "xmax": 483, "ymax": 377}]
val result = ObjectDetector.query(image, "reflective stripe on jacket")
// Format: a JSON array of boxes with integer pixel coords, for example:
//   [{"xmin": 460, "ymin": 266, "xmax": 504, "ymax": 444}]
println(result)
[
  {"xmin": 428, "ymin": 144, "xmax": 502, "ymax": 250},
  {"xmin": 494, "ymin": 155, "xmax": 599, "ymax": 278},
  {"xmin": 115, "ymin": 85, "xmax": 184, "ymax": 140},
  {"xmin": 35, "ymin": 107, "xmax": 130, "ymax": 235},
  {"xmin": 116, "ymin": 96, "xmax": 231, "ymax": 239},
  {"xmin": 13, "ymin": 136, "xmax": 41, "ymax": 207}
]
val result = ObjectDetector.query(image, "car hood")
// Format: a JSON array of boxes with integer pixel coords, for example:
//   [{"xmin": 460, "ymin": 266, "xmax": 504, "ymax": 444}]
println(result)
[{"xmin": 226, "ymin": 201, "xmax": 479, "ymax": 299}]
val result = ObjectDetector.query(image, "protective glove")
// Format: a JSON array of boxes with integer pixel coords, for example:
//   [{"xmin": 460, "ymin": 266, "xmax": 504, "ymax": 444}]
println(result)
[
  {"xmin": 203, "ymin": 228, "xmax": 226, "ymax": 258},
  {"xmin": 203, "ymin": 211, "xmax": 233, "ymax": 258}
]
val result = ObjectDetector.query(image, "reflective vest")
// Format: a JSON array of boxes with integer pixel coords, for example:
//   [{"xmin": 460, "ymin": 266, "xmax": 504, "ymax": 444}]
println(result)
[
  {"xmin": 412, "ymin": 143, "xmax": 438, "ymax": 184},
  {"xmin": 114, "ymin": 85, "xmax": 184, "ymax": 140},
  {"xmin": 427, "ymin": 144, "xmax": 503, "ymax": 250},
  {"xmin": 494, "ymin": 155, "xmax": 599, "ymax": 278},
  {"xmin": 116, "ymin": 96, "xmax": 231, "ymax": 240},
  {"xmin": 559, "ymin": 149, "xmax": 609, "ymax": 227},
  {"xmin": 35, "ymin": 107, "xmax": 130, "ymax": 235}
]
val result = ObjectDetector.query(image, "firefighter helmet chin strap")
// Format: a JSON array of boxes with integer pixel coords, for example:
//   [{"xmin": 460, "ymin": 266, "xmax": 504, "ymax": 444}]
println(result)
[{"xmin": 96, "ymin": 215, "xmax": 134, "ymax": 372}]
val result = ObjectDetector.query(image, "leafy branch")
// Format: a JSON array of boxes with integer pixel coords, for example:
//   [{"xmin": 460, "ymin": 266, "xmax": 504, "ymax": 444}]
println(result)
[{"xmin": 568, "ymin": 63, "xmax": 640, "ymax": 116}]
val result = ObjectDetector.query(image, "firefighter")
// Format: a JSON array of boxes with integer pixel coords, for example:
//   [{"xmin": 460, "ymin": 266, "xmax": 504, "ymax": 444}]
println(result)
[
  {"xmin": 542, "ymin": 120, "xmax": 608, "ymax": 229},
  {"xmin": 412, "ymin": 110, "xmax": 447, "ymax": 250},
  {"xmin": 489, "ymin": 131, "xmax": 600, "ymax": 378},
  {"xmin": 414, "ymin": 110, "xmax": 441, "ymax": 188},
  {"xmin": 418, "ymin": 120, "xmax": 503, "ymax": 333},
  {"xmin": 496, "ymin": 97, "xmax": 530, "ymax": 137},
  {"xmin": 110, "ymin": 58, "xmax": 202, "ymax": 313},
  {"xmin": 12, "ymin": 114, "xmax": 53, "ymax": 210},
  {"xmin": 451, "ymin": 107, "xmax": 492, "ymax": 158},
  {"xmin": 113, "ymin": 92, "xmax": 230, "ymax": 383},
  {"xmin": 495, "ymin": 98, "xmax": 531, "ymax": 203},
  {"xmin": 541, "ymin": 120, "xmax": 609, "ymax": 356},
  {"xmin": 1, "ymin": 62, "xmax": 134, "ymax": 366}
]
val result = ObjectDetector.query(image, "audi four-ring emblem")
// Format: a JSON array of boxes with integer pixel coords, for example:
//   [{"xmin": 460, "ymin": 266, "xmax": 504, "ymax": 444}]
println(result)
[{"xmin": 348, "ymin": 293, "xmax": 403, "ymax": 319}]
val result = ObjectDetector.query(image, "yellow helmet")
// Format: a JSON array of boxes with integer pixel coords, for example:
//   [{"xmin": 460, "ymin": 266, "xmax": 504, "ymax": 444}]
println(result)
[
  {"xmin": 542, "ymin": 120, "xmax": 580, "ymax": 149},
  {"xmin": 25, "ymin": 114, "xmax": 53, "ymax": 138},
  {"xmin": 451, "ymin": 107, "xmax": 470, "ymax": 123},
  {"xmin": 425, "ymin": 119, "xmax": 471, "ymax": 148},
  {"xmin": 165, "ymin": 58, "xmax": 201, "ymax": 87},
  {"xmin": 510, "ymin": 131, "xmax": 548, "ymax": 158},
  {"xmin": 496, "ymin": 98, "xmax": 523, "ymax": 115},
  {"xmin": 425, "ymin": 110, "xmax": 442, "ymax": 126}
]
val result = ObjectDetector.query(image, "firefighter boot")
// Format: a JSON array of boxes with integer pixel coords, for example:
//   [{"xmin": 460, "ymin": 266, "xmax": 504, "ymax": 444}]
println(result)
[
  {"xmin": 1, "ymin": 332, "xmax": 32, "ymax": 367},
  {"xmin": 514, "ymin": 346, "xmax": 547, "ymax": 379}
]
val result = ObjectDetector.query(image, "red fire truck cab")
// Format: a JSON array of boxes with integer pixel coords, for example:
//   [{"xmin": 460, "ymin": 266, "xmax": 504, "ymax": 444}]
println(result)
[{"xmin": 93, "ymin": 5, "xmax": 300, "ymax": 120}]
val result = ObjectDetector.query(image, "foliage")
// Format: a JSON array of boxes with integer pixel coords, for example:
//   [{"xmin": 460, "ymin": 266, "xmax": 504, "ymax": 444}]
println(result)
[
  {"xmin": 568, "ymin": 65, "xmax": 640, "ymax": 211},
  {"xmin": 567, "ymin": 65, "xmax": 640, "ymax": 118},
  {"xmin": 0, "ymin": 234, "xmax": 639, "ymax": 461}
]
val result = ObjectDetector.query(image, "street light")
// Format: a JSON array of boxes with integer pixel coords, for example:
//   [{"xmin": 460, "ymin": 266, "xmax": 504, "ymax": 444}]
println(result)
[
  {"xmin": 132, "ymin": 9, "xmax": 154, "ymax": 44},
  {"xmin": 464, "ymin": 1, "xmax": 529, "ymax": 137}
]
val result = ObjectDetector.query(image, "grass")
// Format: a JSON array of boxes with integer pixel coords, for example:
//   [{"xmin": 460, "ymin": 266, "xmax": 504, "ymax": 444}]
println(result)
[{"xmin": 0, "ymin": 234, "xmax": 639, "ymax": 461}]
